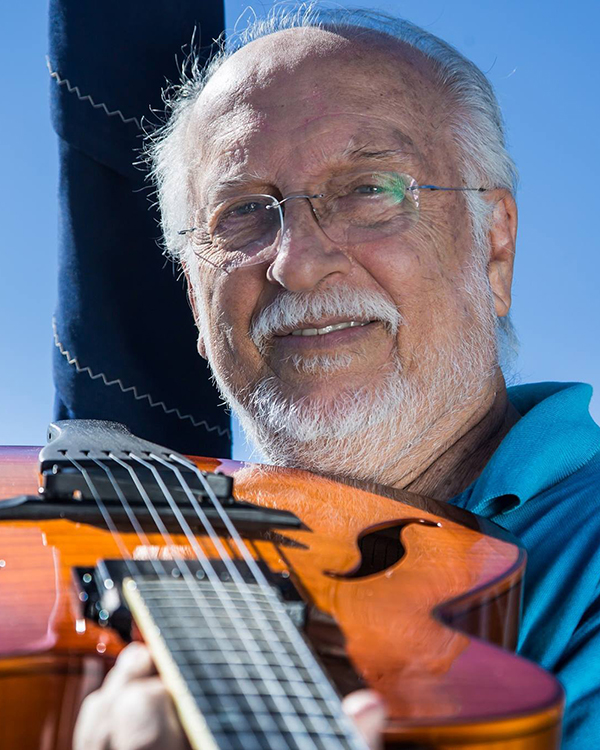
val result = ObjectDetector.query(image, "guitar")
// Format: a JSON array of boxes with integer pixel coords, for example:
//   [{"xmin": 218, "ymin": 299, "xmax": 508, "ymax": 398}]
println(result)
[{"xmin": 0, "ymin": 419, "xmax": 563, "ymax": 748}]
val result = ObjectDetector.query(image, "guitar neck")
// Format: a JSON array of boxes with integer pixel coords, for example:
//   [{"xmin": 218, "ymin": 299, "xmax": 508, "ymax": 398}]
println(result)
[{"xmin": 123, "ymin": 574, "xmax": 367, "ymax": 750}]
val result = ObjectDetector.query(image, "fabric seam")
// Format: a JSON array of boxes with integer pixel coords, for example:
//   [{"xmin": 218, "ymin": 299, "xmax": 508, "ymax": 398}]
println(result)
[
  {"xmin": 46, "ymin": 57, "xmax": 142, "ymax": 131},
  {"xmin": 52, "ymin": 317, "xmax": 230, "ymax": 438}
]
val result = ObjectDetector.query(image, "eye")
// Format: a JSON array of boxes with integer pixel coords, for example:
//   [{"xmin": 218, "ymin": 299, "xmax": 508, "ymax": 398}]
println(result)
[
  {"xmin": 340, "ymin": 174, "xmax": 408, "ymax": 203},
  {"xmin": 230, "ymin": 200, "xmax": 266, "ymax": 216},
  {"xmin": 213, "ymin": 196, "xmax": 274, "ymax": 229},
  {"xmin": 353, "ymin": 184, "xmax": 386, "ymax": 195}
]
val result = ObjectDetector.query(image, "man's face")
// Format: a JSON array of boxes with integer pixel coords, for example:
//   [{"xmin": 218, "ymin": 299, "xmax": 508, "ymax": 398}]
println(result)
[{"xmin": 184, "ymin": 28, "xmax": 509, "ymax": 481}]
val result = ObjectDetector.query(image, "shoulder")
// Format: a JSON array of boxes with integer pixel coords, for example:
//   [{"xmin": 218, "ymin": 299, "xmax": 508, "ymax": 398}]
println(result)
[{"xmin": 511, "ymin": 449, "xmax": 600, "ymax": 659}]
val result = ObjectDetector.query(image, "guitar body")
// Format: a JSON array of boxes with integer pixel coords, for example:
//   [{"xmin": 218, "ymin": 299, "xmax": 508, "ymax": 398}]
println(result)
[{"xmin": 0, "ymin": 438, "xmax": 563, "ymax": 749}]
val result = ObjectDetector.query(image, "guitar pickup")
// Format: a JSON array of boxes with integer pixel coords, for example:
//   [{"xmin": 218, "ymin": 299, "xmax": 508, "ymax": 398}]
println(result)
[{"xmin": 73, "ymin": 559, "xmax": 307, "ymax": 643}]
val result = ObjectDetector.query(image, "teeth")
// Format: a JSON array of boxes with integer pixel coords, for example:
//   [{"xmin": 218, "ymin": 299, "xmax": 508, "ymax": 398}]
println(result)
[
  {"xmin": 290, "ymin": 321, "xmax": 370, "ymax": 336},
  {"xmin": 291, "ymin": 328, "xmax": 318, "ymax": 336}
]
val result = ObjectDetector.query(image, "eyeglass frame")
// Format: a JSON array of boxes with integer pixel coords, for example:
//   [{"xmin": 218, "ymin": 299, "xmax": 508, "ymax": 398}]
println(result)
[
  {"xmin": 177, "ymin": 181, "xmax": 491, "ymax": 238},
  {"xmin": 177, "ymin": 177, "xmax": 497, "ymax": 274}
]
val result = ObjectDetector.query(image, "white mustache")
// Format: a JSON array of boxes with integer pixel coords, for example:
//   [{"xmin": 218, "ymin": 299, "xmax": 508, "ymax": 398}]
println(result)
[{"xmin": 250, "ymin": 286, "xmax": 403, "ymax": 351}]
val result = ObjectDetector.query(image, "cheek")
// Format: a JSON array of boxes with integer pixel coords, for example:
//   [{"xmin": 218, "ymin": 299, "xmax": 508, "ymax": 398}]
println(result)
[
  {"xmin": 364, "ymin": 224, "xmax": 472, "ymax": 350},
  {"xmin": 366, "ymin": 228, "xmax": 451, "ymax": 312},
  {"xmin": 199, "ymin": 269, "xmax": 266, "ymax": 381},
  {"xmin": 417, "ymin": 201, "xmax": 469, "ymax": 271}
]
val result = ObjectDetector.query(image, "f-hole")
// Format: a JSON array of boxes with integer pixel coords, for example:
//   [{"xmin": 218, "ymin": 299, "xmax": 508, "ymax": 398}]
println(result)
[{"xmin": 327, "ymin": 519, "xmax": 440, "ymax": 580}]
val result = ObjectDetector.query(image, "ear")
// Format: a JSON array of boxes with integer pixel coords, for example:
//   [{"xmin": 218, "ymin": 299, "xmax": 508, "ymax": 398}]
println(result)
[
  {"xmin": 487, "ymin": 191, "xmax": 517, "ymax": 318},
  {"xmin": 182, "ymin": 265, "xmax": 208, "ymax": 360}
]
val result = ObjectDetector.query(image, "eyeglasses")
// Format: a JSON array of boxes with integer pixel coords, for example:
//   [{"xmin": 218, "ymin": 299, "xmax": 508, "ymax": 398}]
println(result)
[{"xmin": 178, "ymin": 171, "xmax": 491, "ymax": 272}]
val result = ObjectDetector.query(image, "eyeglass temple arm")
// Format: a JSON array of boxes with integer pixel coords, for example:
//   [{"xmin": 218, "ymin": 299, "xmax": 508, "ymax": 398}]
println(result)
[{"xmin": 415, "ymin": 185, "xmax": 489, "ymax": 192}]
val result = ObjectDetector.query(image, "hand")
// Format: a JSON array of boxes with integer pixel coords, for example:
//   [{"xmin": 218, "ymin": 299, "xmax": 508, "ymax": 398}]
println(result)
[
  {"xmin": 73, "ymin": 642, "xmax": 190, "ymax": 750},
  {"xmin": 74, "ymin": 642, "xmax": 386, "ymax": 750},
  {"xmin": 342, "ymin": 690, "xmax": 386, "ymax": 750}
]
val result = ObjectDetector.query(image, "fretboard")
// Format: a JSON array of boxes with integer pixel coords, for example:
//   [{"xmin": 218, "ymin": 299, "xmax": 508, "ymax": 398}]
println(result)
[{"xmin": 124, "ymin": 575, "xmax": 367, "ymax": 750}]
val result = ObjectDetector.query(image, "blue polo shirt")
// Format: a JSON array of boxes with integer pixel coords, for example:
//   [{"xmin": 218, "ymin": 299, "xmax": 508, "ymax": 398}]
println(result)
[{"xmin": 450, "ymin": 382, "xmax": 600, "ymax": 749}]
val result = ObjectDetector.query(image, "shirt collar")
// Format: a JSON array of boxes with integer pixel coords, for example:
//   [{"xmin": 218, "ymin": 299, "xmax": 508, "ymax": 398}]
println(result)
[{"xmin": 452, "ymin": 382, "xmax": 600, "ymax": 516}]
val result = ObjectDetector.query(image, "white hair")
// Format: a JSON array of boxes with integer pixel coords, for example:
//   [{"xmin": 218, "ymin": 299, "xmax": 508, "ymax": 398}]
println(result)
[{"xmin": 147, "ymin": 3, "xmax": 519, "ymax": 365}]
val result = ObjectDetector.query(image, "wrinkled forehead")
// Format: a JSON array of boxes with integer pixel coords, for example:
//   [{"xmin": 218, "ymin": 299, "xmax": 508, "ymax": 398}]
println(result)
[
  {"xmin": 187, "ymin": 27, "xmax": 457, "ymax": 189},
  {"xmin": 200, "ymin": 26, "xmax": 443, "ymax": 110}
]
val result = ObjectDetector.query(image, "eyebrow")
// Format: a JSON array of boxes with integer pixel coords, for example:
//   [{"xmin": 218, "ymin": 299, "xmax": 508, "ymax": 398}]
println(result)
[
  {"xmin": 206, "ymin": 132, "xmax": 425, "ymax": 199},
  {"xmin": 343, "ymin": 146, "xmax": 413, "ymax": 162},
  {"xmin": 205, "ymin": 172, "xmax": 267, "ymax": 201},
  {"xmin": 341, "ymin": 130, "xmax": 424, "ymax": 165}
]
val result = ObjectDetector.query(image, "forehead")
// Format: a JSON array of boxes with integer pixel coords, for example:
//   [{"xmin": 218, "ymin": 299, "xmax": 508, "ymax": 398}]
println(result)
[{"xmin": 189, "ymin": 28, "xmax": 456, "ymax": 193}]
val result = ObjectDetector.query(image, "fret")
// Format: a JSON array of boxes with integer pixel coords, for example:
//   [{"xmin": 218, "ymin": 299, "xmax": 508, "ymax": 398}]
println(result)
[
  {"xmin": 176, "ymin": 644, "xmax": 311, "ymax": 664},
  {"xmin": 150, "ymin": 611, "xmax": 295, "ymax": 638},
  {"xmin": 189, "ymin": 694, "xmax": 358, "ymax": 746},
  {"xmin": 180, "ymin": 672, "xmax": 340, "ymax": 722},
  {"xmin": 139, "ymin": 584, "xmax": 284, "ymax": 604},
  {"xmin": 176, "ymin": 656, "xmax": 316, "ymax": 682},
  {"xmin": 163, "ymin": 635, "xmax": 310, "ymax": 663},
  {"xmin": 179, "ymin": 675, "xmax": 338, "ymax": 722},
  {"xmin": 183, "ymin": 675, "xmax": 333, "ymax": 709},
  {"xmin": 140, "ymin": 582, "xmax": 296, "ymax": 618},
  {"xmin": 181, "ymin": 675, "xmax": 349, "ymax": 733},
  {"xmin": 209, "ymin": 730, "xmax": 344, "ymax": 750},
  {"xmin": 153, "ymin": 624, "xmax": 294, "ymax": 645},
  {"xmin": 163, "ymin": 630, "xmax": 321, "ymax": 690},
  {"xmin": 145, "ymin": 601, "xmax": 299, "ymax": 635},
  {"xmin": 161, "ymin": 636, "xmax": 311, "ymax": 671},
  {"xmin": 125, "ymin": 576, "xmax": 367, "ymax": 750},
  {"xmin": 177, "ymin": 662, "xmax": 326, "ymax": 695},
  {"xmin": 173, "ymin": 644, "xmax": 338, "ymax": 712},
  {"xmin": 155, "ymin": 611, "xmax": 294, "ymax": 633}
]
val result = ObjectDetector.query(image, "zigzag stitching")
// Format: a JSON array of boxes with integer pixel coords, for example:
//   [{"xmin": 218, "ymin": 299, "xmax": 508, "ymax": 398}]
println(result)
[
  {"xmin": 46, "ymin": 57, "xmax": 142, "ymax": 130},
  {"xmin": 52, "ymin": 318, "xmax": 231, "ymax": 438}
]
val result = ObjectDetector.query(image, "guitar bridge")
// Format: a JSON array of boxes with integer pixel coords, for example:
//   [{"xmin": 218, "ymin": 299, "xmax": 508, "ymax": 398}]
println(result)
[{"xmin": 0, "ymin": 419, "xmax": 303, "ymax": 533}]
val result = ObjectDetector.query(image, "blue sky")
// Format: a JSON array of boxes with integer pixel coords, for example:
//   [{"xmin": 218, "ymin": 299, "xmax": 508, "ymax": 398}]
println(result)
[{"xmin": 0, "ymin": 0, "xmax": 598, "ymax": 453}]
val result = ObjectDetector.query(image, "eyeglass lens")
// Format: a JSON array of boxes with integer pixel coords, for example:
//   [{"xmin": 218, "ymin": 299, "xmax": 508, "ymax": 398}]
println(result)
[{"xmin": 198, "ymin": 172, "xmax": 420, "ymax": 271}]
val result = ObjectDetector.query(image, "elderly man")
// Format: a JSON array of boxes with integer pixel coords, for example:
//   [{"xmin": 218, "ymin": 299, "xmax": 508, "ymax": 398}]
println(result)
[{"xmin": 74, "ymin": 7, "xmax": 600, "ymax": 749}]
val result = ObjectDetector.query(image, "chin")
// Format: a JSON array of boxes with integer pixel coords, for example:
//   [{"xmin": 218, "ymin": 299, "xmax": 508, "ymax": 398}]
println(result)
[
  {"xmin": 270, "ymin": 361, "xmax": 393, "ymax": 407},
  {"xmin": 227, "ymin": 357, "xmax": 432, "ymax": 482},
  {"xmin": 211, "ymin": 302, "xmax": 499, "ymax": 484}
]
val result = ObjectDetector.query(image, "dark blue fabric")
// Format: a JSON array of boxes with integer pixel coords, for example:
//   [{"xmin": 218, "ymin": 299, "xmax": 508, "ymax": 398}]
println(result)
[{"xmin": 49, "ymin": 0, "xmax": 231, "ymax": 456}]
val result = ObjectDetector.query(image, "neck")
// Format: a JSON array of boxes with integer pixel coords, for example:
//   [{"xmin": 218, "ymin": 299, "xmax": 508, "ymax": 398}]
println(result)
[{"xmin": 395, "ymin": 370, "xmax": 519, "ymax": 502}]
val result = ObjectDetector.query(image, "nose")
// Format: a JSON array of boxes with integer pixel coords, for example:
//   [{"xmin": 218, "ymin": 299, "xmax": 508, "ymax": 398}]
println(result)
[{"xmin": 266, "ymin": 199, "xmax": 352, "ymax": 292}]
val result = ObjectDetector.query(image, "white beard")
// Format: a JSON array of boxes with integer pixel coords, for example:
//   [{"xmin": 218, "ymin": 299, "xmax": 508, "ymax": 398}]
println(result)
[{"xmin": 202, "ymin": 264, "xmax": 499, "ymax": 484}]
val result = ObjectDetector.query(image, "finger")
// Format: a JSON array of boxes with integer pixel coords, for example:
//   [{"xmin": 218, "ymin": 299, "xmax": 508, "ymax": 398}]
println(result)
[
  {"xmin": 103, "ymin": 642, "xmax": 157, "ymax": 692},
  {"xmin": 343, "ymin": 690, "xmax": 386, "ymax": 750},
  {"xmin": 73, "ymin": 690, "xmax": 110, "ymax": 750},
  {"xmin": 110, "ymin": 675, "xmax": 190, "ymax": 750},
  {"xmin": 73, "ymin": 642, "xmax": 159, "ymax": 750}
]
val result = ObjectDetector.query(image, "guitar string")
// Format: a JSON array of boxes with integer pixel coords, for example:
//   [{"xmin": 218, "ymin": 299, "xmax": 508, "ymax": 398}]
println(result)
[
  {"xmin": 69, "ymin": 457, "xmax": 138, "ymax": 581},
  {"xmin": 170, "ymin": 457, "xmax": 365, "ymax": 728},
  {"xmin": 112, "ymin": 451, "xmax": 303, "ymax": 749},
  {"xmin": 128, "ymin": 451, "xmax": 327, "ymax": 749},
  {"xmin": 76, "ymin": 456, "xmax": 269, "ymax": 749},
  {"xmin": 147, "ymin": 452, "xmax": 356, "ymax": 745},
  {"xmin": 92, "ymin": 458, "xmax": 164, "ymax": 577},
  {"xmin": 167, "ymin": 453, "xmax": 366, "ymax": 747},
  {"xmin": 68, "ymin": 449, "xmax": 363, "ymax": 748}
]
